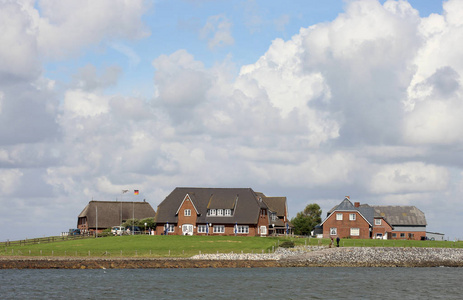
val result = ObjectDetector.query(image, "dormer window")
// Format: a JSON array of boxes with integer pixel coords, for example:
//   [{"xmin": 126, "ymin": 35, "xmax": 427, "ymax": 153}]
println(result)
[
  {"xmin": 217, "ymin": 209, "xmax": 224, "ymax": 216},
  {"xmin": 209, "ymin": 209, "xmax": 216, "ymax": 216},
  {"xmin": 225, "ymin": 209, "xmax": 232, "ymax": 216}
]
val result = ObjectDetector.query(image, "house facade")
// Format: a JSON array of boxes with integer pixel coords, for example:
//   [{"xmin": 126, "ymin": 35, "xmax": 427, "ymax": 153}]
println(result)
[
  {"xmin": 77, "ymin": 200, "xmax": 156, "ymax": 234},
  {"xmin": 321, "ymin": 197, "xmax": 426, "ymax": 240},
  {"xmin": 154, "ymin": 187, "xmax": 291, "ymax": 236}
]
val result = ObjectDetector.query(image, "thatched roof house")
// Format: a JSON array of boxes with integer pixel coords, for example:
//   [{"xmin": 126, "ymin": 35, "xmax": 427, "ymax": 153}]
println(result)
[{"xmin": 77, "ymin": 200, "xmax": 156, "ymax": 233}]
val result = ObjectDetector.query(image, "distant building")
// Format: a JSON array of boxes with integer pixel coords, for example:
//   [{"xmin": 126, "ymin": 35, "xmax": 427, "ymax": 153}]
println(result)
[
  {"xmin": 154, "ymin": 187, "xmax": 292, "ymax": 236},
  {"xmin": 320, "ymin": 197, "xmax": 426, "ymax": 240},
  {"xmin": 77, "ymin": 200, "xmax": 156, "ymax": 234}
]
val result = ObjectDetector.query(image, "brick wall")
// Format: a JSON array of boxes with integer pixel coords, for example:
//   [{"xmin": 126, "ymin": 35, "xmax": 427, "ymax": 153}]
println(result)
[{"xmin": 323, "ymin": 212, "xmax": 371, "ymax": 239}]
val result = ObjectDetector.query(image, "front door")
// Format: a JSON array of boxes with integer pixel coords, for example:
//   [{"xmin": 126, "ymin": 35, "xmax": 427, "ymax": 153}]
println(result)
[
  {"xmin": 182, "ymin": 224, "xmax": 193, "ymax": 235},
  {"xmin": 260, "ymin": 226, "xmax": 267, "ymax": 236}
]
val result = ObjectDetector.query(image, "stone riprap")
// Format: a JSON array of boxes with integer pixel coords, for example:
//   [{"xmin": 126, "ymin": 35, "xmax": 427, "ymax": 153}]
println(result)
[{"xmin": 2, "ymin": 246, "xmax": 463, "ymax": 268}]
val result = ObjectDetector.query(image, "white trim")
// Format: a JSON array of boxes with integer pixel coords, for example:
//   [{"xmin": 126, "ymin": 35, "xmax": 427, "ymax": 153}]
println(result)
[
  {"xmin": 349, "ymin": 213, "xmax": 356, "ymax": 221},
  {"xmin": 336, "ymin": 213, "xmax": 343, "ymax": 220},
  {"xmin": 213, "ymin": 225, "xmax": 225, "ymax": 233},
  {"xmin": 330, "ymin": 227, "xmax": 337, "ymax": 235},
  {"xmin": 375, "ymin": 219, "xmax": 381, "ymax": 225},
  {"xmin": 184, "ymin": 209, "xmax": 191, "ymax": 216},
  {"xmin": 197, "ymin": 225, "xmax": 207, "ymax": 233},
  {"xmin": 237, "ymin": 225, "xmax": 249, "ymax": 234},
  {"xmin": 175, "ymin": 194, "xmax": 199, "ymax": 215},
  {"xmin": 350, "ymin": 228, "xmax": 360, "ymax": 236}
]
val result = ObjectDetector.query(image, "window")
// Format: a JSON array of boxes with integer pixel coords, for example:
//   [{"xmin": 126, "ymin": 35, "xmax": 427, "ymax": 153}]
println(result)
[
  {"xmin": 209, "ymin": 209, "xmax": 216, "ymax": 216},
  {"xmin": 330, "ymin": 228, "xmax": 337, "ymax": 235},
  {"xmin": 350, "ymin": 228, "xmax": 360, "ymax": 236},
  {"xmin": 392, "ymin": 233, "xmax": 397, "ymax": 238},
  {"xmin": 217, "ymin": 209, "xmax": 223, "ymax": 216},
  {"xmin": 184, "ymin": 209, "xmax": 191, "ymax": 216},
  {"xmin": 408, "ymin": 233, "xmax": 414, "ymax": 239},
  {"xmin": 225, "ymin": 209, "xmax": 232, "ymax": 216},
  {"xmin": 349, "ymin": 213, "xmax": 356, "ymax": 221},
  {"xmin": 237, "ymin": 225, "xmax": 249, "ymax": 234},
  {"xmin": 400, "ymin": 233, "xmax": 405, "ymax": 238},
  {"xmin": 336, "ymin": 213, "xmax": 343, "ymax": 220},
  {"xmin": 375, "ymin": 219, "xmax": 381, "ymax": 225},
  {"xmin": 198, "ymin": 225, "xmax": 208, "ymax": 233},
  {"xmin": 213, "ymin": 225, "xmax": 225, "ymax": 233},
  {"xmin": 164, "ymin": 224, "xmax": 175, "ymax": 232}
]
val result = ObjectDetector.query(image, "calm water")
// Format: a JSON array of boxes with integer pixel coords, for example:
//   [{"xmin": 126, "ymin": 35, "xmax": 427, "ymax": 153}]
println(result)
[{"xmin": 0, "ymin": 267, "xmax": 461, "ymax": 299}]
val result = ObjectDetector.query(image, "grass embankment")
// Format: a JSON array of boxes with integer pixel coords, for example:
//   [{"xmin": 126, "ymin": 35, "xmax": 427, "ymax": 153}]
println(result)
[
  {"xmin": 1, "ymin": 236, "xmax": 462, "ymax": 258},
  {"xmin": 1, "ymin": 235, "xmax": 293, "ymax": 258}
]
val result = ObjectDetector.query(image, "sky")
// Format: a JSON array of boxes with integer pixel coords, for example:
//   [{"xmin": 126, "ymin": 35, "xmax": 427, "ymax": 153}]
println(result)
[{"xmin": 1, "ymin": 0, "xmax": 462, "ymax": 241}]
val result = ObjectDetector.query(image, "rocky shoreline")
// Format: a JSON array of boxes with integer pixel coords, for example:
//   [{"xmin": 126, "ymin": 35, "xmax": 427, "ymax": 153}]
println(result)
[{"xmin": 1, "ymin": 246, "xmax": 463, "ymax": 269}]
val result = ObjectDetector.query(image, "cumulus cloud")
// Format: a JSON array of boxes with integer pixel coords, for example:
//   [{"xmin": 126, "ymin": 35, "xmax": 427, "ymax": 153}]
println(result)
[{"xmin": 3, "ymin": 0, "xmax": 463, "ymax": 241}]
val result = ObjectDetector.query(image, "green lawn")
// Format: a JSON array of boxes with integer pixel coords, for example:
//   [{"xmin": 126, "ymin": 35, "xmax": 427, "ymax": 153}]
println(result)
[
  {"xmin": 2, "ymin": 236, "xmax": 462, "ymax": 258},
  {"xmin": 1, "ymin": 235, "xmax": 291, "ymax": 257}
]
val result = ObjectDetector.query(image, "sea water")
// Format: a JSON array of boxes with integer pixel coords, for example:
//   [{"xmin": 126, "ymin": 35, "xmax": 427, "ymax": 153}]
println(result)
[{"xmin": 0, "ymin": 267, "xmax": 461, "ymax": 299}]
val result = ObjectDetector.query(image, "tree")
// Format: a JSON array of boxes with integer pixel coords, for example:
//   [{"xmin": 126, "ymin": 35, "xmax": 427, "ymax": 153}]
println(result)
[{"xmin": 291, "ymin": 203, "xmax": 322, "ymax": 236}]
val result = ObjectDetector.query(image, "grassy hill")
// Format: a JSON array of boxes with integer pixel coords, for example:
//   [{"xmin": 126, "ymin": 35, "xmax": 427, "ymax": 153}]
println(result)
[{"xmin": 1, "ymin": 235, "xmax": 461, "ymax": 258}]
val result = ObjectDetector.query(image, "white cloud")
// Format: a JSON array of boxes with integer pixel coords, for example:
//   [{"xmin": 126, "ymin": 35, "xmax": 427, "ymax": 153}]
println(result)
[
  {"xmin": 63, "ymin": 90, "xmax": 110, "ymax": 118},
  {"xmin": 37, "ymin": 0, "xmax": 150, "ymax": 58},
  {"xmin": 200, "ymin": 14, "xmax": 234, "ymax": 49},
  {"xmin": 370, "ymin": 162, "xmax": 449, "ymax": 194}
]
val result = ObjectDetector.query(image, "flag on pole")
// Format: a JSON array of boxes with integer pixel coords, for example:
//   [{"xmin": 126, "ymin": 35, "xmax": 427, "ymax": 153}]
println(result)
[
  {"xmin": 206, "ymin": 224, "xmax": 209, "ymax": 235},
  {"xmin": 234, "ymin": 223, "xmax": 238, "ymax": 235},
  {"xmin": 286, "ymin": 223, "xmax": 289, "ymax": 234},
  {"xmin": 134, "ymin": 190, "xmax": 139, "ymax": 195},
  {"xmin": 165, "ymin": 222, "xmax": 169, "ymax": 235}
]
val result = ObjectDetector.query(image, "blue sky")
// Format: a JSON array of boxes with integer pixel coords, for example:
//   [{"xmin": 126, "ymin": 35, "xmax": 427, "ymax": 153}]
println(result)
[{"xmin": 1, "ymin": 0, "xmax": 461, "ymax": 241}]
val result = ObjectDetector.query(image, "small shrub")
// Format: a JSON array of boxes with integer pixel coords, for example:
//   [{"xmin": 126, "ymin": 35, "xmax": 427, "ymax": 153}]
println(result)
[{"xmin": 279, "ymin": 241, "xmax": 295, "ymax": 248}]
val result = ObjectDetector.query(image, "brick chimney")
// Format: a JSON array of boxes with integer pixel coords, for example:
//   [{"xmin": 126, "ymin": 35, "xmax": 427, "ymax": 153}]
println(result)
[{"xmin": 354, "ymin": 202, "xmax": 360, "ymax": 208}]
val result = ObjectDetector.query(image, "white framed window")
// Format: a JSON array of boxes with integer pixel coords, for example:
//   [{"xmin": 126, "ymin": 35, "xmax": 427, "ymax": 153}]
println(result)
[
  {"xmin": 184, "ymin": 209, "xmax": 191, "ymax": 216},
  {"xmin": 400, "ymin": 233, "xmax": 405, "ymax": 238},
  {"xmin": 213, "ymin": 225, "xmax": 225, "ymax": 233},
  {"xmin": 197, "ymin": 225, "xmax": 208, "ymax": 233},
  {"xmin": 225, "ymin": 209, "xmax": 232, "ymax": 216},
  {"xmin": 350, "ymin": 228, "xmax": 360, "ymax": 236},
  {"xmin": 164, "ymin": 224, "xmax": 175, "ymax": 232},
  {"xmin": 209, "ymin": 209, "xmax": 216, "ymax": 216},
  {"xmin": 375, "ymin": 219, "xmax": 382, "ymax": 225},
  {"xmin": 336, "ymin": 213, "xmax": 343, "ymax": 220},
  {"xmin": 217, "ymin": 209, "xmax": 224, "ymax": 216},
  {"xmin": 349, "ymin": 213, "xmax": 356, "ymax": 221},
  {"xmin": 330, "ymin": 228, "xmax": 337, "ymax": 235},
  {"xmin": 237, "ymin": 225, "xmax": 249, "ymax": 234}
]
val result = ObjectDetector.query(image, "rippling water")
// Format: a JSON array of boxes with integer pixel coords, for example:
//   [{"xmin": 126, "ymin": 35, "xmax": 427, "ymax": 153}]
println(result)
[{"xmin": 1, "ymin": 267, "xmax": 461, "ymax": 299}]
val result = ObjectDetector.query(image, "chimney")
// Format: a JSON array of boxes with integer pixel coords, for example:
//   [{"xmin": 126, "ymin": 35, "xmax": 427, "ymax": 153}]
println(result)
[{"xmin": 354, "ymin": 202, "xmax": 360, "ymax": 208}]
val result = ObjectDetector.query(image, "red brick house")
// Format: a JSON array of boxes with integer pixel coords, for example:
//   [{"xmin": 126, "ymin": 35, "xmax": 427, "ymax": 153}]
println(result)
[
  {"xmin": 154, "ymin": 187, "xmax": 291, "ymax": 236},
  {"xmin": 321, "ymin": 197, "xmax": 426, "ymax": 240}
]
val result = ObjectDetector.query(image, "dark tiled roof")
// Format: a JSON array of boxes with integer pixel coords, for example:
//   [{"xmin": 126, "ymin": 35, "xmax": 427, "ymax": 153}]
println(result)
[
  {"xmin": 372, "ymin": 206, "xmax": 427, "ymax": 226},
  {"xmin": 323, "ymin": 198, "xmax": 374, "ymax": 225},
  {"xmin": 78, "ymin": 201, "xmax": 156, "ymax": 228},
  {"xmin": 155, "ymin": 187, "xmax": 266, "ymax": 225},
  {"xmin": 262, "ymin": 197, "xmax": 286, "ymax": 217}
]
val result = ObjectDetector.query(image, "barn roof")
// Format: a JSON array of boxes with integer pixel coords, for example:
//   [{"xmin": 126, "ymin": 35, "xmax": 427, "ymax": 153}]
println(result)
[{"xmin": 78, "ymin": 200, "xmax": 156, "ymax": 228}]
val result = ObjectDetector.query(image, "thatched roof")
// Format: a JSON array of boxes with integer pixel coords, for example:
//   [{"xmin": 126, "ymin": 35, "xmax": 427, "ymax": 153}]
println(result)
[
  {"xmin": 78, "ymin": 200, "xmax": 156, "ymax": 228},
  {"xmin": 155, "ymin": 187, "xmax": 270, "ymax": 225}
]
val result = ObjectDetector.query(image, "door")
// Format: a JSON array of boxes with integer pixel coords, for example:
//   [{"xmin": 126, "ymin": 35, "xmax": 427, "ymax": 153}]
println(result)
[
  {"xmin": 182, "ymin": 224, "xmax": 194, "ymax": 235},
  {"xmin": 260, "ymin": 226, "xmax": 267, "ymax": 236}
]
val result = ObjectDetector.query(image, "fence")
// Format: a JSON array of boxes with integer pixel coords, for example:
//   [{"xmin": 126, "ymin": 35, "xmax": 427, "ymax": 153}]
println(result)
[{"xmin": 0, "ymin": 233, "xmax": 111, "ymax": 248}]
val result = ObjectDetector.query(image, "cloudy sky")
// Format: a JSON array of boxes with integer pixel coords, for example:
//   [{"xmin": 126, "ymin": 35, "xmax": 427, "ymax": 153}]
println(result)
[{"xmin": 1, "ymin": 0, "xmax": 462, "ymax": 241}]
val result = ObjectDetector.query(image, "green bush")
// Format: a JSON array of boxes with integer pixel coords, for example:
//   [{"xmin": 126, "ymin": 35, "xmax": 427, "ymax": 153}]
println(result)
[{"xmin": 279, "ymin": 241, "xmax": 295, "ymax": 248}]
